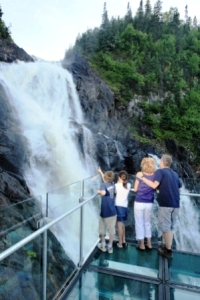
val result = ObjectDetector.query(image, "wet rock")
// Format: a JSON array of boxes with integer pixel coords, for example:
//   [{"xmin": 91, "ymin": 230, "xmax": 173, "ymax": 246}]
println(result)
[
  {"xmin": 0, "ymin": 38, "xmax": 34, "ymax": 63},
  {"xmin": 65, "ymin": 53, "xmax": 196, "ymax": 179}
]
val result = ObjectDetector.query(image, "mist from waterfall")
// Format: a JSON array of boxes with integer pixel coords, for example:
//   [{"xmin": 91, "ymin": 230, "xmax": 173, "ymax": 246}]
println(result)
[{"xmin": 0, "ymin": 61, "xmax": 99, "ymax": 264}]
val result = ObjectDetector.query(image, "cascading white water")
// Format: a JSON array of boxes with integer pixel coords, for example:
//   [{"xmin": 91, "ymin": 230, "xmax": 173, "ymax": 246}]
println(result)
[
  {"xmin": 0, "ymin": 61, "xmax": 99, "ymax": 263},
  {"xmin": 114, "ymin": 140, "xmax": 124, "ymax": 160},
  {"xmin": 174, "ymin": 186, "xmax": 200, "ymax": 252},
  {"xmin": 149, "ymin": 154, "xmax": 200, "ymax": 253},
  {"xmin": 97, "ymin": 132, "xmax": 110, "ymax": 168}
]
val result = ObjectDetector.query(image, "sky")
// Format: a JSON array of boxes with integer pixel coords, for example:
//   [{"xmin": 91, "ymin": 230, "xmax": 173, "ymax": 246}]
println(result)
[{"xmin": 0, "ymin": 0, "xmax": 199, "ymax": 61}]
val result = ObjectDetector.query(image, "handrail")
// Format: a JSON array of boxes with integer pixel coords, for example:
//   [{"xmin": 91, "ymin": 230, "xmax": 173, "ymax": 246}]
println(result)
[
  {"xmin": 1, "ymin": 190, "xmax": 199, "ymax": 261},
  {"xmin": 180, "ymin": 192, "xmax": 200, "ymax": 197},
  {"xmin": 2, "ymin": 174, "xmax": 199, "ymax": 300},
  {"xmin": 0, "ymin": 192, "xmax": 98, "ymax": 262},
  {"xmin": 0, "ymin": 213, "xmax": 41, "ymax": 238}
]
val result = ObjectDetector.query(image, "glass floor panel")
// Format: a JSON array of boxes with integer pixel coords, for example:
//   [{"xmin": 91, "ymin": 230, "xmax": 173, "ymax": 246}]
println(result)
[
  {"xmin": 91, "ymin": 244, "xmax": 159, "ymax": 279},
  {"xmin": 168, "ymin": 252, "xmax": 200, "ymax": 287},
  {"xmin": 170, "ymin": 287, "xmax": 200, "ymax": 300},
  {"xmin": 67, "ymin": 270, "xmax": 158, "ymax": 300}
]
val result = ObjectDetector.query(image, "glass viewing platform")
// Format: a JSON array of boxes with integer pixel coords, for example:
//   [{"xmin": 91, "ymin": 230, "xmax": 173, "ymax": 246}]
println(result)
[{"xmin": 0, "ymin": 174, "xmax": 200, "ymax": 300}]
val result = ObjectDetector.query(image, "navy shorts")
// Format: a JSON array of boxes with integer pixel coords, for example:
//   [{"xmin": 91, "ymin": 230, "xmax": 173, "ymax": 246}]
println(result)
[{"xmin": 115, "ymin": 206, "xmax": 128, "ymax": 222}]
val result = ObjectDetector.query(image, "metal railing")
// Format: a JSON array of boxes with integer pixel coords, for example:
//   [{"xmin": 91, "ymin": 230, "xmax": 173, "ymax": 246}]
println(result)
[
  {"xmin": 0, "ymin": 176, "xmax": 100, "ymax": 300},
  {"xmin": 0, "ymin": 194, "xmax": 98, "ymax": 299},
  {"xmin": 0, "ymin": 175, "xmax": 200, "ymax": 299}
]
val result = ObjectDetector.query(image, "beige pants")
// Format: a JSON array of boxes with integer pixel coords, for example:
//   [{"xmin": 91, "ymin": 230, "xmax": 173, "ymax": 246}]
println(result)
[{"xmin": 99, "ymin": 215, "xmax": 117, "ymax": 236}]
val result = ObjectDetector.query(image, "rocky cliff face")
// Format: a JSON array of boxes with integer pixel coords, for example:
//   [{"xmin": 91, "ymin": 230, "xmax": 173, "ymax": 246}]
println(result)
[
  {"xmin": 63, "ymin": 53, "xmax": 195, "ymax": 179},
  {"xmin": 0, "ymin": 38, "xmax": 34, "ymax": 63}
]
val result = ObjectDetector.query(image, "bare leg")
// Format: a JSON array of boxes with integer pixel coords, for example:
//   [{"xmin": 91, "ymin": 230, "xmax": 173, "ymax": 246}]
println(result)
[
  {"xmin": 138, "ymin": 239, "xmax": 145, "ymax": 249},
  {"xmin": 117, "ymin": 222, "xmax": 124, "ymax": 245},
  {"xmin": 100, "ymin": 235, "xmax": 106, "ymax": 245},
  {"xmin": 122, "ymin": 223, "xmax": 126, "ymax": 244},
  {"xmin": 109, "ymin": 233, "xmax": 114, "ymax": 247},
  {"xmin": 146, "ymin": 237, "xmax": 152, "ymax": 248},
  {"xmin": 163, "ymin": 231, "xmax": 173, "ymax": 250}
]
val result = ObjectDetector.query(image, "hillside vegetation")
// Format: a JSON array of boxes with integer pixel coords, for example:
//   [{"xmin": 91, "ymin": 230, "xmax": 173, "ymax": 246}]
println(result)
[
  {"xmin": 65, "ymin": 1, "xmax": 200, "ymax": 165},
  {"xmin": 0, "ymin": 5, "xmax": 12, "ymax": 40}
]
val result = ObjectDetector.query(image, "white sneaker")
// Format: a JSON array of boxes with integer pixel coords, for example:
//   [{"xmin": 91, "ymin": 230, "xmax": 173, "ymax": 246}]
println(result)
[
  {"xmin": 117, "ymin": 243, "xmax": 123, "ymax": 248},
  {"xmin": 107, "ymin": 247, "xmax": 113, "ymax": 254},
  {"xmin": 97, "ymin": 243, "xmax": 107, "ymax": 252}
]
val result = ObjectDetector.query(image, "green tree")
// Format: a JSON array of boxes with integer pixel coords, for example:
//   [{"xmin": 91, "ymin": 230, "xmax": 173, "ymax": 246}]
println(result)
[
  {"xmin": 150, "ymin": 0, "xmax": 163, "ymax": 40},
  {"xmin": 0, "ymin": 4, "xmax": 12, "ymax": 40},
  {"xmin": 124, "ymin": 2, "xmax": 133, "ymax": 25}
]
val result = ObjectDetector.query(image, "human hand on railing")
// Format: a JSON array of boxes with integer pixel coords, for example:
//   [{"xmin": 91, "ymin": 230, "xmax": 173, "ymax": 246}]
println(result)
[
  {"xmin": 98, "ymin": 167, "xmax": 103, "ymax": 173},
  {"xmin": 98, "ymin": 167, "xmax": 104, "ymax": 177}
]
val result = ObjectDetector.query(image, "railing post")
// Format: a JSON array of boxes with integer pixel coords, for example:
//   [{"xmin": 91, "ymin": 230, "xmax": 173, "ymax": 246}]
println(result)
[
  {"xmin": 42, "ymin": 192, "xmax": 48, "ymax": 300},
  {"xmin": 78, "ymin": 180, "xmax": 84, "ymax": 267},
  {"xmin": 46, "ymin": 192, "xmax": 49, "ymax": 218},
  {"xmin": 42, "ymin": 229, "xmax": 47, "ymax": 300}
]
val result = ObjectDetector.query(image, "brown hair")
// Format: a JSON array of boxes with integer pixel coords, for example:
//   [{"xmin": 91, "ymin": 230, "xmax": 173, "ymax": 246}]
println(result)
[
  {"xmin": 141, "ymin": 157, "xmax": 156, "ymax": 174},
  {"xmin": 118, "ymin": 170, "xmax": 128, "ymax": 188},
  {"xmin": 161, "ymin": 154, "xmax": 172, "ymax": 167},
  {"xmin": 104, "ymin": 171, "xmax": 115, "ymax": 183}
]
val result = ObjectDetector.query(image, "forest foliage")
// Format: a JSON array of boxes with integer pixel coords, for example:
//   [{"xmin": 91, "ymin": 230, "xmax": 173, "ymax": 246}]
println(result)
[
  {"xmin": 0, "ymin": 5, "xmax": 12, "ymax": 40},
  {"xmin": 66, "ymin": 1, "xmax": 200, "ymax": 164}
]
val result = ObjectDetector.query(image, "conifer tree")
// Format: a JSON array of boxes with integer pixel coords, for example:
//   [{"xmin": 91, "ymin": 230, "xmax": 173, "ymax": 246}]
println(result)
[
  {"xmin": 98, "ymin": 2, "xmax": 110, "ymax": 51},
  {"xmin": 184, "ymin": 5, "xmax": 188, "ymax": 23},
  {"xmin": 136, "ymin": 0, "xmax": 144, "ymax": 31},
  {"xmin": 192, "ymin": 16, "xmax": 198, "ymax": 29},
  {"xmin": 0, "ymin": 5, "xmax": 3, "ymax": 19},
  {"xmin": 125, "ymin": 2, "xmax": 132, "ymax": 25},
  {"xmin": 0, "ymin": 4, "xmax": 12, "ymax": 40},
  {"xmin": 144, "ymin": 0, "xmax": 152, "ymax": 32},
  {"xmin": 101, "ymin": 2, "xmax": 109, "ymax": 29},
  {"xmin": 145, "ymin": 0, "xmax": 151, "ymax": 17},
  {"xmin": 151, "ymin": 0, "xmax": 163, "ymax": 40}
]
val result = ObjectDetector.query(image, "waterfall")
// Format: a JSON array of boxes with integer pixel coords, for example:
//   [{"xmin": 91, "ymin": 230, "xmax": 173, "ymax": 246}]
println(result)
[
  {"xmin": 0, "ymin": 61, "xmax": 99, "ymax": 264},
  {"xmin": 174, "ymin": 186, "xmax": 200, "ymax": 253},
  {"xmin": 114, "ymin": 140, "xmax": 124, "ymax": 160},
  {"xmin": 97, "ymin": 132, "xmax": 110, "ymax": 168},
  {"xmin": 149, "ymin": 154, "xmax": 200, "ymax": 253}
]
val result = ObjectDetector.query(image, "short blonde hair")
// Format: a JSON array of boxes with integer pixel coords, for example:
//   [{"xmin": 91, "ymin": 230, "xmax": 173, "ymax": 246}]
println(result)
[
  {"xmin": 161, "ymin": 154, "xmax": 172, "ymax": 167},
  {"xmin": 104, "ymin": 171, "xmax": 115, "ymax": 182},
  {"xmin": 141, "ymin": 157, "xmax": 156, "ymax": 174}
]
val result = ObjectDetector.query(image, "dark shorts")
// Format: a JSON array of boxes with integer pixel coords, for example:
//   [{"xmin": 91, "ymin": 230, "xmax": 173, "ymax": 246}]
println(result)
[{"xmin": 115, "ymin": 206, "xmax": 128, "ymax": 222}]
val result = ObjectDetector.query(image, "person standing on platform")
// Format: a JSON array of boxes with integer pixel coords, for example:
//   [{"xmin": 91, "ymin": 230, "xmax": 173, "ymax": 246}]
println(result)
[
  {"xmin": 97, "ymin": 168, "xmax": 116, "ymax": 254},
  {"xmin": 115, "ymin": 171, "xmax": 131, "ymax": 248},
  {"xmin": 137, "ymin": 154, "xmax": 182, "ymax": 258},
  {"xmin": 134, "ymin": 157, "xmax": 156, "ymax": 250}
]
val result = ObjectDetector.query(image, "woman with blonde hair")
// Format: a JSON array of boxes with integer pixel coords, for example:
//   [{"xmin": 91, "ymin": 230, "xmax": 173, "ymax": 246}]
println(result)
[{"xmin": 134, "ymin": 157, "xmax": 156, "ymax": 250}]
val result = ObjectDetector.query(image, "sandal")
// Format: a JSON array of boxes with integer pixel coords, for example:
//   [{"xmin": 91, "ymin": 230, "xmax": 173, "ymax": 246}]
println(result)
[
  {"xmin": 136, "ymin": 245, "xmax": 145, "ymax": 251},
  {"xmin": 145, "ymin": 245, "xmax": 152, "ymax": 250}
]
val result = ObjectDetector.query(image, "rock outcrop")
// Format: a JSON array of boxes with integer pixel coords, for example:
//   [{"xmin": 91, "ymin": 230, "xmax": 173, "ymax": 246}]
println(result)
[
  {"xmin": 63, "ymin": 53, "xmax": 195, "ymax": 178},
  {"xmin": 0, "ymin": 38, "xmax": 34, "ymax": 63}
]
